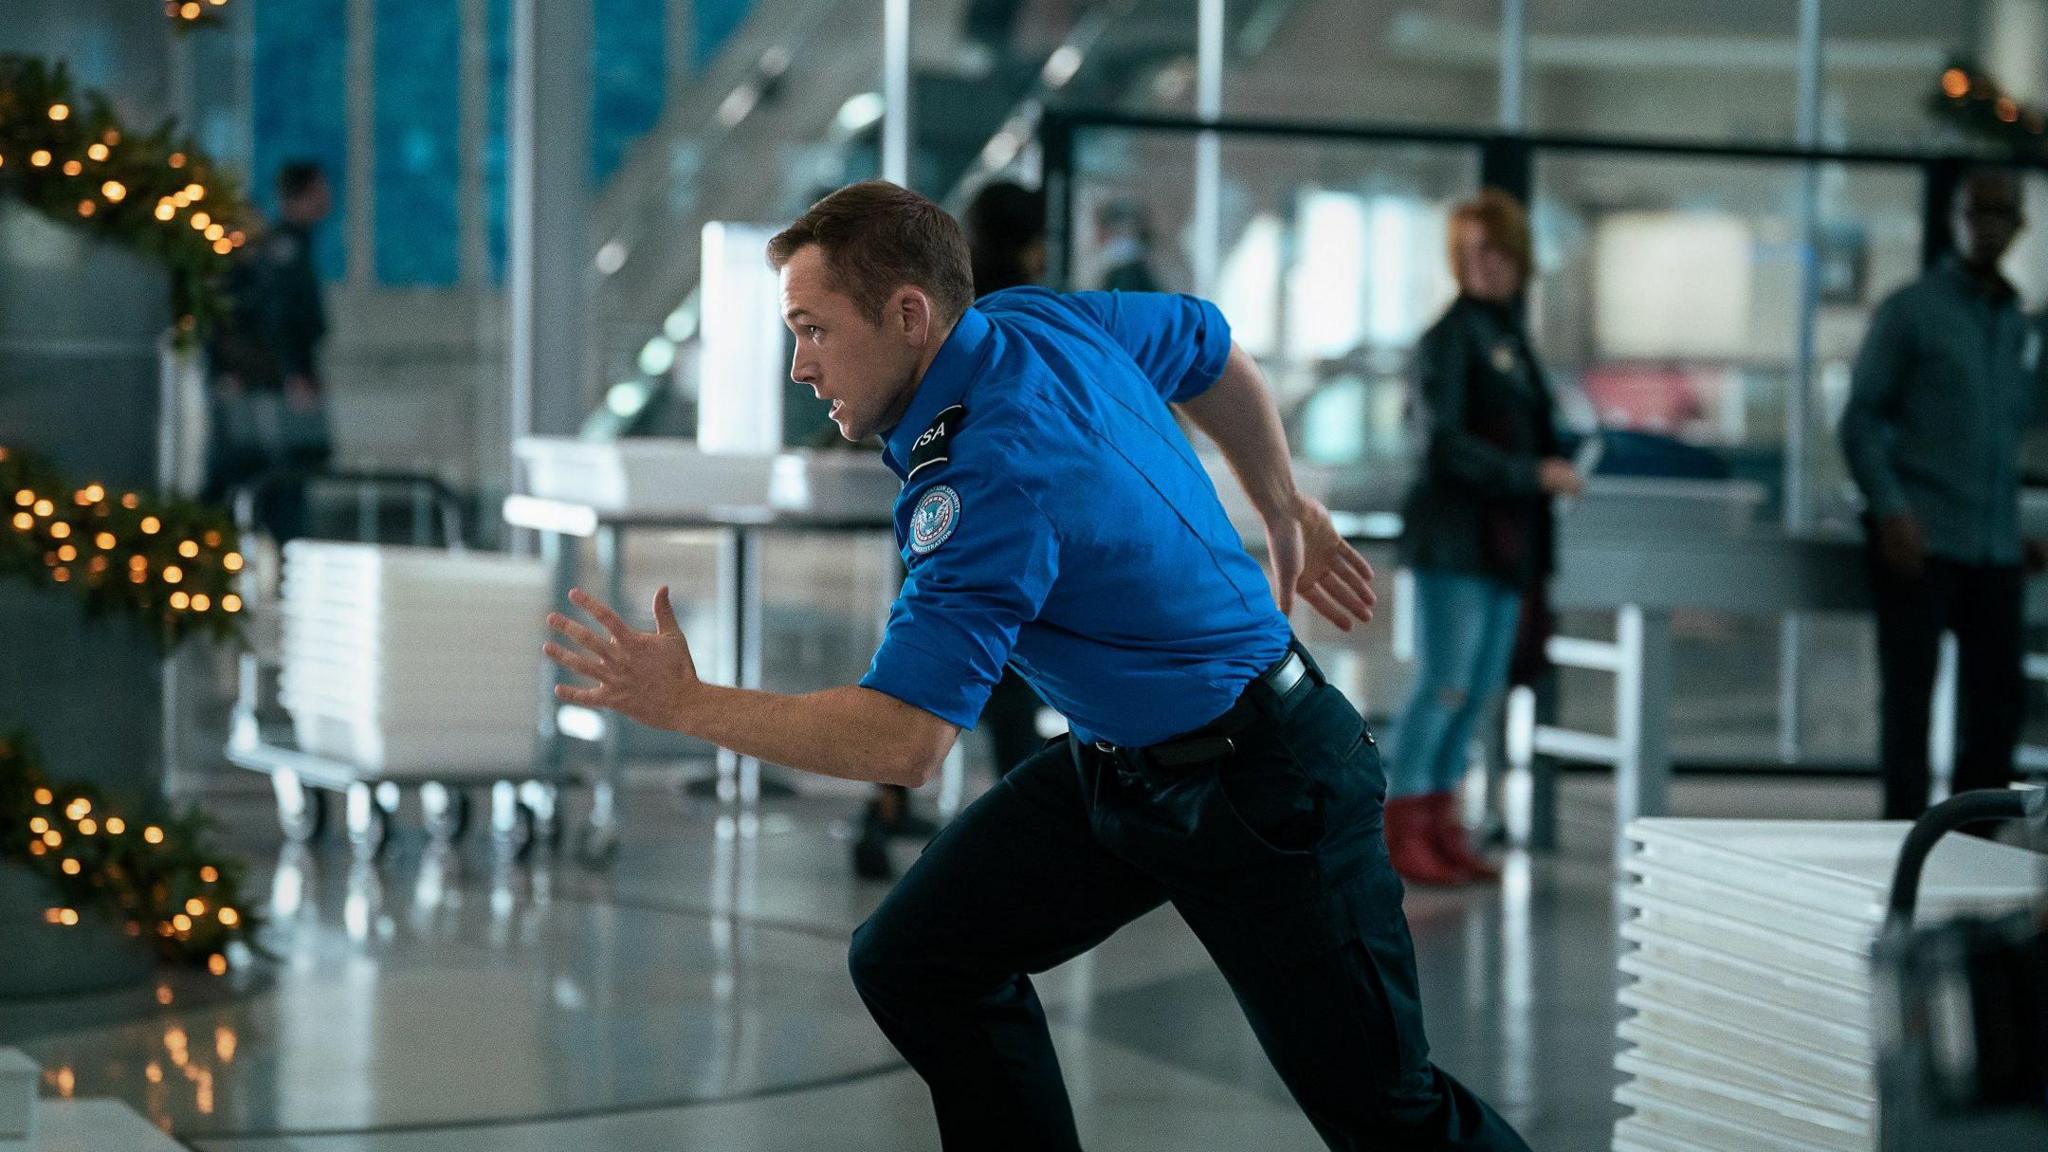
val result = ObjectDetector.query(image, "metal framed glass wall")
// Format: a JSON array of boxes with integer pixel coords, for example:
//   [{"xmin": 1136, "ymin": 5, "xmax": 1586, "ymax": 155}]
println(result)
[{"xmin": 1043, "ymin": 112, "xmax": 2048, "ymax": 533}]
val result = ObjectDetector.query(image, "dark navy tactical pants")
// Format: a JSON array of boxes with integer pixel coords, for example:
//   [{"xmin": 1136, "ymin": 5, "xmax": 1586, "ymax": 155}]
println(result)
[{"xmin": 849, "ymin": 645, "xmax": 1532, "ymax": 1151}]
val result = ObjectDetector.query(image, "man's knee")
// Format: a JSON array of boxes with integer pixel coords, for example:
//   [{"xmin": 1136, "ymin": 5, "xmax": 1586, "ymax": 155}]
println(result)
[{"xmin": 847, "ymin": 915, "xmax": 913, "ymax": 1001}]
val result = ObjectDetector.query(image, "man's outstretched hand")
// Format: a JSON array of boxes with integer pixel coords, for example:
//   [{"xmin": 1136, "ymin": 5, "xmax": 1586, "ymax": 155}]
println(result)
[
  {"xmin": 1264, "ymin": 494, "xmax": 1376, "ymax": 631},
  {"xmin": 544, "ymin": 586, "xmax": 701, "ymax": 732}
]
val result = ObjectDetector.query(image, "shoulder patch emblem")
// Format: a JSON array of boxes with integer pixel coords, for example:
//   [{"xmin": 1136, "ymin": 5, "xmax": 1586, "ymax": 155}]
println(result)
[
  {"xmin": 909, "ymin": 485, "xmax": 961, "ymax": 556},
  {"xmin": 907, "ymin": 404, "xmax": 963, "ymax": 479}
]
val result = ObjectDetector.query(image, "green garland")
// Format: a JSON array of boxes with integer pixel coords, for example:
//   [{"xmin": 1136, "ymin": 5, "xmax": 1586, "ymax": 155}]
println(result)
[
  {"xmin": 0, "ymin": 56, "xmax": 254, "ymax": 344},
  {"xmin": 0, "ymin": 445, "xmax": 243, "ymax": 652},
  {"xmin": 1930, "ymin": 59, "xmax": 2048, "ymax": 160},
  {"xmin": 2, "ymin": 445, "xmax": 255, "ymax": 970},
  {"xmin": 2, "ymin": 732, "xmax": 258, "ymax": 971}
]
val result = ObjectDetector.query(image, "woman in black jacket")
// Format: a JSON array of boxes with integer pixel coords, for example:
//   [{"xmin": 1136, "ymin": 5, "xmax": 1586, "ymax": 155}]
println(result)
[{"xmin": 1386, "ymin": 189, "xmax": 1582, "ymax": 886}]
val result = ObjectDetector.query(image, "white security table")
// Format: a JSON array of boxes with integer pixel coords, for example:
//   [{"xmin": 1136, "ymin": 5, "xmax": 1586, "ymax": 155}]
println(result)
[{"xmin": 506, "ymin": 440, "xmax": 900, "ymax": 821}]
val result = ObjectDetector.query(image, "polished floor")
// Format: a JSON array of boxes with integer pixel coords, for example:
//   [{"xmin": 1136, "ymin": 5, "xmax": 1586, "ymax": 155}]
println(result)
[{"xmin": 1, "ymin": 771, "xmax": 1885, "ymax": 1151}]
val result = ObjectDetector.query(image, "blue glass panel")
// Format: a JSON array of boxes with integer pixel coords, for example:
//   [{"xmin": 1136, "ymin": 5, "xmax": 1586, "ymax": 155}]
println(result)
[
  {"xmin": 693, "ymin": 0, "xmax": 753, "ymax": 70},
  {"xmin": 486, "ymin": 0, "xmax": 510, "ymax": 282},
  {"xmin": 592, "ymin": 0, "xmax": 666, "ymax": 185},
  {"xmin": 251, "ymin": 0, "xmax": 348, "ymax": 280},
  {"xmin": 374, "ymin": 0, "xmax": 462, "ymax": 285}
]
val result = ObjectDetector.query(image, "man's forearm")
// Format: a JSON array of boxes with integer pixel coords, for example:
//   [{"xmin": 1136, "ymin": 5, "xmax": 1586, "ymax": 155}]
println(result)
[
  {"xmin": 673, "ymin": 683, "xmax": 958, "ymax": 788},
  {"xmin": 1180, "ymin": 341, "xmax": 1299, "ymax": 522}
]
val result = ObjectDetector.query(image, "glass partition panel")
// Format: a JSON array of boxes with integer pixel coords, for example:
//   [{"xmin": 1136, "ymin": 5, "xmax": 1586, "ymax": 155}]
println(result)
[
  {"xmin": 1530, "ymin": 152, "xmax": 1811, "ymax": 510},
  {"xmin": 1065, "ymin": 125, "xmax": 1480, "ymax": 480}
]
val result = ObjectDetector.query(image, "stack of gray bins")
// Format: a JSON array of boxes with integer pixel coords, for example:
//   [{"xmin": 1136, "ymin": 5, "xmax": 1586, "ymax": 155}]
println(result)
[{"xmin": 1612, "ymin": 818, "xmax": 2038, "ymax": 1152}]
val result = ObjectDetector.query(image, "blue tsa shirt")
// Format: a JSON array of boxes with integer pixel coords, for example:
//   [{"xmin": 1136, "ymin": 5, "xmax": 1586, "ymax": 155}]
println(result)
[{"xmin": 859, "ymin": 287, "xmax": 1292, "ymax": 748}]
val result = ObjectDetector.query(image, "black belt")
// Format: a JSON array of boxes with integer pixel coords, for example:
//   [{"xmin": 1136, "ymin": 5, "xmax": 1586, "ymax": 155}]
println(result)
[{"xmin": 1088, "ymin": 647, "xmax": 1316, "ymax": 771}]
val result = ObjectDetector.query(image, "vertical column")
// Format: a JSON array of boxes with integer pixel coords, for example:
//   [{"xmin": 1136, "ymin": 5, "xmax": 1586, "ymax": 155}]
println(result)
[
  {"xmin": 882, "ymin": 0, "xmax": 911, "ymax": 186},
  {"xmin": 1497, "ymin": 0, "xmax": 1528, "ymax": 132},
  {"xmin": 346, "ymin": 0, "xmax": 378, "ymax": 289},
  {"xmin": 1191, "ymin": 0, "xmax": 1224, "ymax": 297},
  {"xmin": 1776, "ymin": 0, "xmax": 1826, "ymax": 768},
  {"xmin": 508, "ymin": 0, "xmax": 592, "ymax": 487}
]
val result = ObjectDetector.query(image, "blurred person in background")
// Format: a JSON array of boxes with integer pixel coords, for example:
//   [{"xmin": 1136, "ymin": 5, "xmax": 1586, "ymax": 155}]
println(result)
[
  {"xmin": 1094, "ymin": 197, "xmax": 1161, "ymax": 294},
  {"xmin": 1840, "ymin": 167, "xmax": 2048, "ymax": 823},
  {"xmin": 851, "ymin": 180, "xmax": 1059, "ymax": 880},
  {"xmin": 204, "ymin": 160, "xmax": 333, "ymax": 543},
  {"xmin": 1387, "ymin": 188, "xmax": 1580, "ymax": 887}
]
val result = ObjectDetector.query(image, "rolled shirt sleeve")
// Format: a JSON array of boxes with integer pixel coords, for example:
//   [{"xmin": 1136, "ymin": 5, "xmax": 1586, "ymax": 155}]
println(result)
[
  {"xmin": 1064, "ymin": 290, "xmax": 1234, "ymax": 404},
  {"xmin": 860, "ymin": 463, "xmax": 1060, "ymax": 729}
]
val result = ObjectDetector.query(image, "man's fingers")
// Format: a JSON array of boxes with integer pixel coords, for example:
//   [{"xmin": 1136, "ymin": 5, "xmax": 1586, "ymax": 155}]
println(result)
[
  {"xmin": 653, "ymin": 585, "xmax": 681, "ymax": 635},
  {"xmin": 1321, "ymin": 573, "xmax": 1374, "ymax": 623},
  {"xmin": 1337, "ymin": 544, "xmax": 1376, "ymax": 584},
  {"xmin": 1300, "ymin": 584, "xmax": 1354, "ymax": 632},
  {"xmin": 569, "ymin": 587, "xmax": 632, "ymax": 640},
  {"xmin": 543, "ymin": 641, "xmax": 607, "ymax": 682},
  {"xmin": 554, "ymin": 682, "xmax": 607, "ymax": 706},
  {"xmin": 547, "ymin": 612, "xmax": 610, "ymax": 655}
]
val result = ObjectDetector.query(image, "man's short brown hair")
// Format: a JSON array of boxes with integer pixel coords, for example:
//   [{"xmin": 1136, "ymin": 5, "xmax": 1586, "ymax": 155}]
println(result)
[{"xmin": 766, "ymin": 180, "xmax": 975, "ymax": 325}]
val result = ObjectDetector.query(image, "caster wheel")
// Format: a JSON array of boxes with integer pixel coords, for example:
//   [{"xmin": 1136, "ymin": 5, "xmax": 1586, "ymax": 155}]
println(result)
[
  {"xmin": 421, "ymin": 783, "xmax": 472, "ymax": 845},
  {"xmin": 575, "ymin": 824, "xmax": 620, "ymax": 869},
  {"xmin": 347, "ymin": 783, "xmax": 394, "ymax": 860},
  {"xmin": 278, "ymin": 784, "xmax": 327, "ymax": 844}
]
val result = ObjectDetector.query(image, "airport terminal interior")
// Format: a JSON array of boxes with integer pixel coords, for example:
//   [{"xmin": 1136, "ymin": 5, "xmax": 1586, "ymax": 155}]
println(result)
[{"xmin": 3, "ymin": 1, "xmax": 2048, "ymax": 1149}]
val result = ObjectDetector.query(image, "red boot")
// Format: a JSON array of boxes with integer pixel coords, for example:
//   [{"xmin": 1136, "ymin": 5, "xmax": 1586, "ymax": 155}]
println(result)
[
  {"xmin": 1385, "ymin": 795, "xmax": 1466, "ymax": 886},
  {"xmin": 1427, "ymin": 792, "xmax": 1500, "ymax": 882}
]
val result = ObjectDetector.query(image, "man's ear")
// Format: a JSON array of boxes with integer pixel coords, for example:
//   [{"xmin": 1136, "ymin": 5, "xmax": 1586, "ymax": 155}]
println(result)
[{"xmin": 894, "ymin": 287, "xmax": 933, "ymax": 346}]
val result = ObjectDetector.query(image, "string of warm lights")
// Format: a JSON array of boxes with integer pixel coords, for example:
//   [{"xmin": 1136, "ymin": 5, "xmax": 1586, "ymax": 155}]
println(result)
[
  {"xmin": 0, "ymin": 445, "xmax": 243, "ymax": 649},
  {"xmin": 1933, "ymin": 59, "xmax": 2048, "ymax": 157},
  {"xmin": 4, "ymin": 731, "xmax": 258, "ymax": 972},
  {"xmin": 0, "ymin": 56, "xmax": 253, "ymax": 344},
  {"xmin": 165, "ymin": 0, "xmax": 232, "ymax": 28}
]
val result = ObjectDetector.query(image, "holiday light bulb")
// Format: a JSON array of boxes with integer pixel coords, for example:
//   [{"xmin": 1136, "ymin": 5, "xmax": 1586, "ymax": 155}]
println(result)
[
  {"xmin": 34, "ymin": 788, "xmax": 52, "ymax": 805},
  {"xmin": 78, "ymin": 818, "xmax": 96, "ymax": 835},
  {"xmin": 87, "ymin": 144, "xmax": 109, "ymax": 162},
  {"xmin": 208, "ymin": 954, "xmax": 228, "ymax": 976},
  {"xmin": 13, "ymin": 490, "xmax": 30, "ymax": 506},
  {"xmin": 12, "ymin": 513, "xmax": 31, "ymax": 531},
  {"xmin": 47, "ymin": 104, "xmax": 69, "ymax": 121},
  {"xmin": 105, "ymin": 817, "xmax": 125, "ymax": 834},
  {"xmin": 96, "ymin": 532, "xmax": 115, "ymax": 549},
  {"xmin": 223, "ymin": 552, "xmax": 243, "ymax": 571},
  {"xmin": 172, "ymin": 914, "xmax": 192, "ymax": 932},
  {"xmin": 101, "ymin": 181, "xmax": 125, "ymax": 202},
  {"xmin": 178, "ymin": 540, "xmax": 198, "ymax": 558},
  {"xmin": 63, "ymin": 161, "xmax": 82, "ymax": 176},
  {"xmin": 61, "ymin": 859, "xmax": 79, "ymax": 875},
  {"xmin": 185, "ymin": 898, "xmax": 205, "ymax": 916},
  {"xmin": 200, "ymin": 866, "xmax": 218, "ymax": 883},
  {"xmin": 163, "ymin": 565, "xmax": 183, "ymax": 583},
  {"xmin": 30, "ymin": 817, "xmax": 48, "ymax": 834},
  {"xmin": 33, "ymin": 499, "xmax": 53, "ymax": 516},
  {"xmin": 49, "ymin": 522, "xmax": 69, "ymax": 539},
  {"xmin": 143, "ymin": 826, "xmax": 164, "ymax": 844},
  {"xmin": 222, "ymin": 593, "xmax": 242, "ymax": 613},
  {"xmin": 217, "ymin": 907, "xmax": 239, "ymax": 926},
  {"xmin": 190, "ymin": 211, "xmax": 210, "ymax": 231},
  {"xmin": 29, "ymin": 150, "xmax": 50, "ymax": 168},
  {"xmin": 191, "ymin": 593, "xmax": 211, "ymax": 612},
  {"xmin": 169, "ymin": 592, "xmax": 190, "ymax": 611},
  {"xmin": 141, "ymin": 516, "xmax": 160, "ymax": 534},
  {"xmin": 83, "ymin": 484, "xmax": 104, "ymax": 503}
]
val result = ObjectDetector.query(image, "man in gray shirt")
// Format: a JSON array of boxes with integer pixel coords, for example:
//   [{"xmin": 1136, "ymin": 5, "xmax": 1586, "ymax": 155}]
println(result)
[{"xmin": 1839, "ymin": 168, "xmax": 2044, "ymax": 820}]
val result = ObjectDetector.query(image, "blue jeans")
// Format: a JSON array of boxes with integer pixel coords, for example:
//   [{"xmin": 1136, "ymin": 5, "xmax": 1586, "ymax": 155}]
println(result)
[{"xmin": 1389, "ymin": 569, "xmax": 1523, "ymax": 799}]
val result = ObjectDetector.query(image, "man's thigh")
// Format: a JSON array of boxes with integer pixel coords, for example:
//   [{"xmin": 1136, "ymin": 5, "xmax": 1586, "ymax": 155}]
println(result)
[{"xmin": 860, "ymin": 740, "xmax": 1167, "ymax": 977}]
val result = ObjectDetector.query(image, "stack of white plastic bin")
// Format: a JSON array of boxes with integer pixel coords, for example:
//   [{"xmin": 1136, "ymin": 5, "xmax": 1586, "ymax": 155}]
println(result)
[
  {"xmin": 1612, "ymin": 818, "xmax": 2038, "ymax": 1152},
  {"xmin": 279, "ymin": 542, "xmax": 548, "ymax": 776}
]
